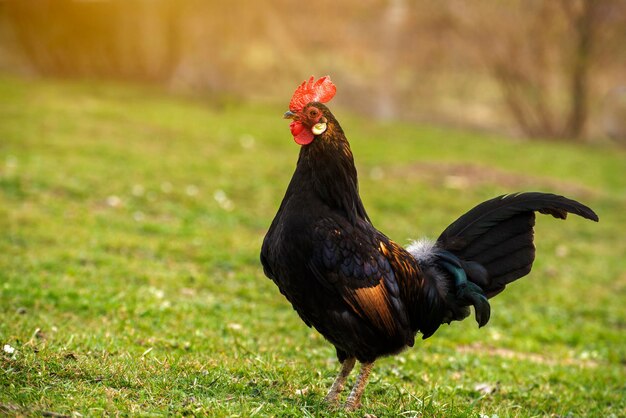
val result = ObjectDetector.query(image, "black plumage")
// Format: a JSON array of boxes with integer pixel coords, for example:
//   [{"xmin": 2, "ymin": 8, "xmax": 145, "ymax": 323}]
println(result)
[
  {"xmin": 261, "ymin": 102, "xmax": 598, "ymax": 410},
  {"xmin": 437, "ymin": 192, "xmax": 599, "ymax": 297}
]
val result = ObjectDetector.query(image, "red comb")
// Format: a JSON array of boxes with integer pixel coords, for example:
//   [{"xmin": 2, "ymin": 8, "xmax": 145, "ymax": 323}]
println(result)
[{"xmin": 289, "ymin": 76, "xmax": 337, "ymax": 112}]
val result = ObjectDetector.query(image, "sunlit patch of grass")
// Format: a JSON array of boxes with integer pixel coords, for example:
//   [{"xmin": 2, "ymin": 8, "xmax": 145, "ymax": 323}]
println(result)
[{"xmin": 1, "ymin": 75, "xmax": 625, "ymax": 416}]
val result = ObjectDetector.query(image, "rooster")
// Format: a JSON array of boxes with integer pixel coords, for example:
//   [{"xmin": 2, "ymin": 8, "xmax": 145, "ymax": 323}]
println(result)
[{"xmin": 260, "ymin": 76, "xmax": 598, "ymax": 411}]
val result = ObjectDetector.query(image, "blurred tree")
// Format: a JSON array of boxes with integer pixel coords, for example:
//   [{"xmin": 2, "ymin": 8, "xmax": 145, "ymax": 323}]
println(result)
[
  {"xmin": 449, "ymin": 0, "xmax": 626, "ymax": 140},
  {"xmin": 602, "ymin": 87, "xmax": 626, "ymax": 144},
  {"xmin": 1, "ymin": 0, "xmax": 624, "ymax": 140},
  {"xmin": 3, "ymin": 0, "xmax": 180, "ymax": 81}
]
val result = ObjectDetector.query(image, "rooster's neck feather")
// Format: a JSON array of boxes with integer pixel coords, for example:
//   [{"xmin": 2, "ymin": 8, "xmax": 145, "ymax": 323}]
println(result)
[{"xmin": 293, "ymin": 119, "xmax": 370, "ymax": 225}]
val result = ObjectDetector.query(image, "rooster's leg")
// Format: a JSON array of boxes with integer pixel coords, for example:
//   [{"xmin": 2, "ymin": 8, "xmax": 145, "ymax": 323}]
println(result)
[
  {"xmin": 344, "ymin": 361, "xmax": 374, "ymax": 411},
  {"xmin": 324, "ymin": 357, "xmax": 356, "ymax": 405}
]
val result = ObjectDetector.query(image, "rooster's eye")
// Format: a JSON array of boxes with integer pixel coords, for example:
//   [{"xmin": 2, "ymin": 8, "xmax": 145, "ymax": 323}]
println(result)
[{"xmin": 308, "ymin": 109, "xmax": 319, "ymax": 118}]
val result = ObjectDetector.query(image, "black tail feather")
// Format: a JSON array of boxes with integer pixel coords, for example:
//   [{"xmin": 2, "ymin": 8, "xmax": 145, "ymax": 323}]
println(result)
[
  {"xmin": 436, "ymin": 192, "xmax": 598, "ymax": 298},
  {"xmin": 436, "ymin": 251, "xmax": 491, "ymax": 328}
]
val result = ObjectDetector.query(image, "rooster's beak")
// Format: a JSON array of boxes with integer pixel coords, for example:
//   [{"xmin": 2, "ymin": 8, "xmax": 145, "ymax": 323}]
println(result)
[{"xmin": 283, "ymin": 110, "xmax": 296, "ymax": 119}]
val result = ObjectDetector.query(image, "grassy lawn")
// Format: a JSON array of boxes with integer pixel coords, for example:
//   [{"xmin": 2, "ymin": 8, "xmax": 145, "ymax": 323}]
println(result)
[{"xmin": 1, "ymin": 75, "xmax": 625, "ymax": 417}]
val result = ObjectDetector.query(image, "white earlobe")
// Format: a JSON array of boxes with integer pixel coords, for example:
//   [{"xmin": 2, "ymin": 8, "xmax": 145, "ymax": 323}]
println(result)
[{"xmin": 312, "ymin": 122, "xmax": 327, "ymax": 135}]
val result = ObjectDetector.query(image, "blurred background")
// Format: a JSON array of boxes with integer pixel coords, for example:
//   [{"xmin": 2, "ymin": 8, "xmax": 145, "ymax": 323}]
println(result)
[
  {"xmin": 1, "ymin": 0, "xmax": 625, "ymax": 141},
  {"xmin": 1, "ymin": 2, "xmax": 625, "ymax": 415}
]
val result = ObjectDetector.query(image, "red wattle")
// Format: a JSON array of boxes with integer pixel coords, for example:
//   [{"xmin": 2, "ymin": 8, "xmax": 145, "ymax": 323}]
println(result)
[
  {"xmin": 290, "ymin": 121, "xmax": 314, "ymax": 145},
  {"xmin": 290, "ymin": 121, "xmax": 304, "ymax": 136}
]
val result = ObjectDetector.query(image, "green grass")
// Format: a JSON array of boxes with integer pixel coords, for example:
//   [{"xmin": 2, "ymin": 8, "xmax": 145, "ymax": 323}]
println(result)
[{"xmin": 1, "ymin": 75, "xmax": 625, "ymax": 417}]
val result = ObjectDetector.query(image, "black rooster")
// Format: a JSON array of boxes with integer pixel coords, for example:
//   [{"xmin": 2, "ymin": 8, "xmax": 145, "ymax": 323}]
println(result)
[{"xmin": 260, "ymin": 76, "xmax": 598, "ymax": 411}]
